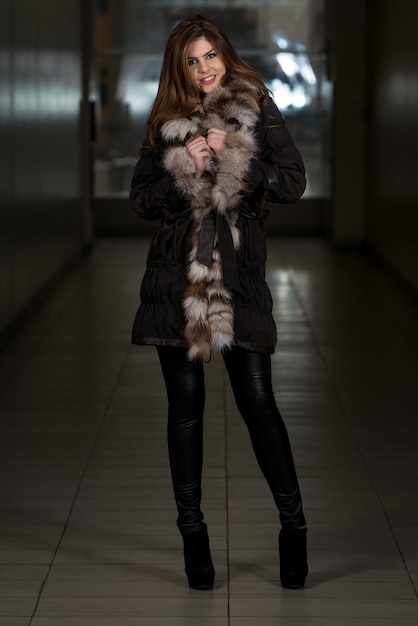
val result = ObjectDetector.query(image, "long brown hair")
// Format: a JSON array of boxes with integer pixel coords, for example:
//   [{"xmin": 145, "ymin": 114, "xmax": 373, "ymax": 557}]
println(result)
[{"xmin": 141, "ymin": 15, "xmax": 270, "ymax": 155}]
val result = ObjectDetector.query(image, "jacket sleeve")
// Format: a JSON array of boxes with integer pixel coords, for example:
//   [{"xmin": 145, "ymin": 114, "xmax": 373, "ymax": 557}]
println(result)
[
  {"xmin": 248, "ymin": 99, "xmax": 306, "ymax": 204},
  {"xmin": 129, "ymin": 146, "xmax": 185, "ymax": 221}
]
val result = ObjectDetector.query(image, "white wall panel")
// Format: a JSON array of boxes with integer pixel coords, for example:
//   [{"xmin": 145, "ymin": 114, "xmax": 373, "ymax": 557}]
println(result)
[{"xmin": 0, "ymin": 0, "xmax": 83, "ymax": 341}]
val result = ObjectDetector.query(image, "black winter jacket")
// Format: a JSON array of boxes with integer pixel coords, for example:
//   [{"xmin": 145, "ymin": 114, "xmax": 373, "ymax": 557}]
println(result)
[{"xmin": 130, "ymin": 85, "xmax": 305, "ymax": 359}]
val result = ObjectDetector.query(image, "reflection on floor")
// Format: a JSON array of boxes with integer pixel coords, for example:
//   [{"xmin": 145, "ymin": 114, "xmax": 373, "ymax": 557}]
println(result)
[{"xmin": 1, "ymin": 237, "xmax": 418, "ymax": 625}]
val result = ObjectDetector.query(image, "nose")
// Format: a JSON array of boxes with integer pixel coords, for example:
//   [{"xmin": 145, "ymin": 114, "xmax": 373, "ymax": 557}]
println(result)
[{"xmin": 198, "ymin": 59, "xmax": 209, "ymax": 74}]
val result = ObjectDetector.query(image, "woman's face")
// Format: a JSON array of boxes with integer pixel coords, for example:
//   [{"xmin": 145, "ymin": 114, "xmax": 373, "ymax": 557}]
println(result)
[{"xmin": 186, "ymin": 37, "xmax": 226, "ymax": 94}]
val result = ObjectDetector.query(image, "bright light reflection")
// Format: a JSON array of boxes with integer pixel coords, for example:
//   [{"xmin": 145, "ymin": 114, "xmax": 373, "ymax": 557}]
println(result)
[
  {"xmin": 276, "ymin": 53, "xmax": 300, "ymax": 78},
  {"xmin": 117, "ymin": 54, "xmax": 162, "ymax": 115},
  {"xmin": 270, "ymin": 51, "xmax": 317, "ymax": 111},
  {"xmin": 269, "ymin": 79, "xmax": 293, "ymax": 110},
  {"xmin": 269, "ymin": 79, "xmax": 308, "ymax": 110},
  {"xmin": 292, "ymin": 85, "xmax": 307, "ymax": 108},
  {"xmin": 12, "ymin": 51, "xmax": 80, "ymax": 118},
  {"xmin": 123, "ymin": 81, "xmax": 158, "ymax": 115},
  {"xmin": 276, "ymin": 52, "xmax": 317, "ymax": 87},
  {"xmin": 269, "ymin": 269, "xmax": 291, "ymax": 284},
  {"xmin": 298, "ymin": 53, "xmax": 317, "ymax": 85}
]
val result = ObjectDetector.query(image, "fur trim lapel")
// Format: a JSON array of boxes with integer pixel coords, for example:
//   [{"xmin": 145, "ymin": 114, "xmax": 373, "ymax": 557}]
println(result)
[{"xmin": 161, "ymin": 79, "xmax": 260, "ymax": 361}]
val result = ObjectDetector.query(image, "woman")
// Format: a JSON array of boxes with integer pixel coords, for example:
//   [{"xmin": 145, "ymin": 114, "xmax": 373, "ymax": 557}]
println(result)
[{"xmin": 130, "ymin": 15, "xmax": 308, "ymax": 591}]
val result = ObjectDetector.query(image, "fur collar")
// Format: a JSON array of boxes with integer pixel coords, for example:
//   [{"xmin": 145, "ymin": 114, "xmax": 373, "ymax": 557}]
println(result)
[{"xmin": 161, "ymin": 78, "xmax": 260, "ymax": 360}]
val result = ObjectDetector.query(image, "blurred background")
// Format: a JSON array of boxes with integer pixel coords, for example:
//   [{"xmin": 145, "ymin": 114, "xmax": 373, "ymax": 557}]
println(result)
[
  {"xmin": 1, "ymin": 0, "xmax": 417, "ymax": 343},
  {"xmin": 93, "ymin": 0, "xmax": 331, "ymax": 201}
]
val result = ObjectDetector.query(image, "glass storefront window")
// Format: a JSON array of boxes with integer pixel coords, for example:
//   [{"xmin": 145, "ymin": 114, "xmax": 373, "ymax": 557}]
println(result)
[{"xmin": 93, "ymin": 0, "xmax": 332, "ymax": 199}]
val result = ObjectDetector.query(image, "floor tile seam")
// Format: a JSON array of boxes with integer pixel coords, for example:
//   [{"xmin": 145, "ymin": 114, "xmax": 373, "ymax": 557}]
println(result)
[
  {"xmin": 0, "ymin": 244, "xmax": 109, "ymax": 396},
  {"xmin": 363, "ymin": 249, "xmax": 418, "ymax": 353},
  {"xmin": 221, "ymin": 365, "xmax": 231, "ymax": 625},
  {"xmin": 283, "ymin": 261, "xmax": 371, "ymax": 456},
  {"xmin": 0, "ymin": 287, "xmax": 80, "ymax": 396},
  {"xmin": 28, "ymin": 342, "xmax": 134, "ymax": 624},
  {"xmin": 284, "ymin": 255, "xmax": 418, "ymax": 599}
]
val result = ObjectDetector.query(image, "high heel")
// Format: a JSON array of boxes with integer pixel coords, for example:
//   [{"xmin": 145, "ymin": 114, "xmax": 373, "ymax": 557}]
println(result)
[
  {"xmin": 182, "ymin": 527, "xmax": 215, "ymax": 590},
  {"xmin": 279, "ymin": 527, "xmax": 308, "ymax": 589}
]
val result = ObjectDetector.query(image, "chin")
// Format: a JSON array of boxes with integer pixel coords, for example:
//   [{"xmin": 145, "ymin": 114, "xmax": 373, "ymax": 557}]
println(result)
[{"xmin": 201, "ymin": 82, "xmax": 220, "ymax": 94}]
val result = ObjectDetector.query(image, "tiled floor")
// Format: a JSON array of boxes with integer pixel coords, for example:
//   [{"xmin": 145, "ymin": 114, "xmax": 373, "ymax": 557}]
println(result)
[{"xmin": 1, "ymin": 237, "xmax": 418, "ymax": 625}]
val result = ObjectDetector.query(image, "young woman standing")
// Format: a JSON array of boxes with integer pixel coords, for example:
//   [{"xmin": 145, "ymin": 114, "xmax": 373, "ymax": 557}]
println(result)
[{"xmin": 130, "ymin": 15, "xmax": 308, "ymax": 591}]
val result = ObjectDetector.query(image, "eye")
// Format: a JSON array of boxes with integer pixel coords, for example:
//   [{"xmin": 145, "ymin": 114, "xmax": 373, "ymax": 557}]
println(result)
[
  {"xmin": 188, "ymin": 58, "xmax": 197, "ymax": 66},
  {"xmin": 206, "ymin": 52, "xmax": 216, "ymax": 60}
]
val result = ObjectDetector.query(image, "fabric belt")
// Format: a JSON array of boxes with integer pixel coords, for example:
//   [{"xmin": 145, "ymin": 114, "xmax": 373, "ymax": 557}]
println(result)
[{"xmin": 195, "ymin": 213, "xmax": 241, "ymax": 293}]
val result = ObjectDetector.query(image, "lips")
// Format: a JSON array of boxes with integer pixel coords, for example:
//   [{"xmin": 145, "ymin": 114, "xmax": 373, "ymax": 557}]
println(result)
[{"xmin": 200, "ymin": 75, "xmax": 216, "ymax": 85}]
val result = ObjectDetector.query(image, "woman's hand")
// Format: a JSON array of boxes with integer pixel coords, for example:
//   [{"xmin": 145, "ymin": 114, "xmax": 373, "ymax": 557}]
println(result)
[
  {"xmin": 206, "ymin": 128, "xmax": 226, "ymax": 157},
  {"xmin": 186, "ymin": 128, "xmax": 227, "ymax": 176},
  {"xmin": 186, "ymin": 136, "xmax": 213, "ymax": 176}
]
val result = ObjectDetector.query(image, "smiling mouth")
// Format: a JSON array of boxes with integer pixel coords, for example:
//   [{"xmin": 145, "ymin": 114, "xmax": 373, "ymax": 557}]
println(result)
[{"xmin": 200, "ymin": 75, "xmax": 216, "ymax": 84}]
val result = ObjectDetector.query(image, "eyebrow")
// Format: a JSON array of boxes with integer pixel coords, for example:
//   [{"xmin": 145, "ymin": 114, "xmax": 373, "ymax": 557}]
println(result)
[{"xmin": 188, "ymin": 48, "xmax": 215, "ymax": 60}]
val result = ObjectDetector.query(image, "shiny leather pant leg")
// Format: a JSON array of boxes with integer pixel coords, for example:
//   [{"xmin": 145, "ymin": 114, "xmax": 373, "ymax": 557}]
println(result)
[
  {"xmin": 157, "ymin": 345, "xmax": 306, "ymax": 533},
  {"xmin": 222, "ymin": 348, "xmax": 306, "ymax": 529},
  {"xmin": 157, "ymin": 346, "xmax": 206, "ymax": 534}
]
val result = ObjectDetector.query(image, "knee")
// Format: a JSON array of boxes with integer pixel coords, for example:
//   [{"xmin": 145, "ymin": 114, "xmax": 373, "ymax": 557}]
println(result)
[
  {"xmin": 232, "ymin": 369, "xmax": 273, "ymax": 408},
  {"xmin": 166, "ymin": 374, "xmax": 205, "ymax": 418}
]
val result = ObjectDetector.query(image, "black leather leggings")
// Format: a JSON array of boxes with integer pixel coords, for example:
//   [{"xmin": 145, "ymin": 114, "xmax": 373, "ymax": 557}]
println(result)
[{"xmin": 157, "ymin": 345, "xmax": 306, "ymax": 534}]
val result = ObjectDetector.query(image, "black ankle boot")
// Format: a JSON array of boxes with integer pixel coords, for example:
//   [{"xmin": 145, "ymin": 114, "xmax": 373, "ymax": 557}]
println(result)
[
  {"xmin": 279, "ymin": 527, "xmax": 308, "ymax": 589},
  {"xmin": 182, "ymin": 527, "xmax": 215, "ymax": 590}
]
